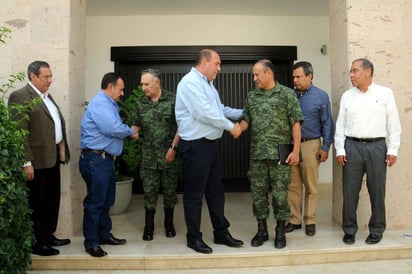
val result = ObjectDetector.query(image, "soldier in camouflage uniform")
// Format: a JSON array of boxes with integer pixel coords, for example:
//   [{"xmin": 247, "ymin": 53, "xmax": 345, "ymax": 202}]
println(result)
[
  {"xmin": 134, "ymin": 69, "xmax": 180, "ymax": 241},
  {"xmin": 239, "ymin": 59, "xmax": 304, "ymax": 249}
]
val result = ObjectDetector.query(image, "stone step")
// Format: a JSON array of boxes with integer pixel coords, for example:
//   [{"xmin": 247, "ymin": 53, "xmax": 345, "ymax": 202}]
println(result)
[
  {"xmin": 29, "ymin": 189, "xmax": 412, "ymax": 270},
  {"xmin": 28, "ymin": 236, "xmax": 412, "ymax": 270}
]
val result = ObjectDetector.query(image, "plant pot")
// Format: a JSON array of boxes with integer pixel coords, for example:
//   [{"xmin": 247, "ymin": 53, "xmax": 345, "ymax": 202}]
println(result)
[{"xmin": 110, "ymin": 176, "xmax": 134, "ymax": 215}]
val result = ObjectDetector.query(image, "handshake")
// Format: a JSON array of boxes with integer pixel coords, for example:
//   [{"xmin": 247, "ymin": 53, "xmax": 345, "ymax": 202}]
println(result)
[
  {"xmin": 130, "ymin": 125, "xmax": 140, "ymax": 139},
  {"xmin": 230, "ymin": 122, "xmax": 242, "ymax": 139}
]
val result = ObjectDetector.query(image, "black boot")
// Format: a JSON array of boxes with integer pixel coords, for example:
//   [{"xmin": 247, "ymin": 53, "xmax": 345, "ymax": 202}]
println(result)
[
  {"xmin": 251, "ymin": 219, "xmax": 269, "ymax": 247},
  {"xmin": 274, "ymin": 220, "xmax": 286, "ymax": 249},
  {"xmin": 143, "ymin": 208, "xmax": 155, "ymax": 241},
  {"xmin": 164, "ymin": 207, "xmax": 176, "ymax": 238}
]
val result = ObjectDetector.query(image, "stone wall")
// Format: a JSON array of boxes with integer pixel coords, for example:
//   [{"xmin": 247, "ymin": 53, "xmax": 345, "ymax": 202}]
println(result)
[
  {"xmin": 330, "ymin": 0, "xmax": 412, "ymax": 229},
  {"xmin": 0, "ymin": 0, "xmax": 86, "ymax": 236}
]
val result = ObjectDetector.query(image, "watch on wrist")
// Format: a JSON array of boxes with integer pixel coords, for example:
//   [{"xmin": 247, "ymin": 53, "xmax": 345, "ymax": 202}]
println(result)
[{"xmin": 170, "ymin": 145, "xmax": 178, "ymax": 151}]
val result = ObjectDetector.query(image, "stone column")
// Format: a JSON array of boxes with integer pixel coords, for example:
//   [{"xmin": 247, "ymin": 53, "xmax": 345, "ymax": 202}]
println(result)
[
  {"xmin": 1, "ymin": 0, "xmax": 86, "ymax": 236},
  {"xmin": 330, "ymin": 0, "xmax": 412, "ymax": 229}
]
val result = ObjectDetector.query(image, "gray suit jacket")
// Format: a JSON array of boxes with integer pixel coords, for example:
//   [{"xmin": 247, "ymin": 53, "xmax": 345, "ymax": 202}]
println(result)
[{"xmin": 8, "ymin": 83, "xmax": 70, "ymax": 169}]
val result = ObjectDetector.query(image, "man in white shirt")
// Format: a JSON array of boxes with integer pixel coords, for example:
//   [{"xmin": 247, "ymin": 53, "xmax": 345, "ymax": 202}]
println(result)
[{"xmin": 334, "ymin": 58, "xmax": 401, "ymax": 245}]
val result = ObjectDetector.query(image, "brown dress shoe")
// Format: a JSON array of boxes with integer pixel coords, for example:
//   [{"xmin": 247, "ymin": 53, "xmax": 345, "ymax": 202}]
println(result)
[
  {"xmin": 284, "ymin": 223, "xmax": 302, "ymax": 233},
  {"xmin": 305, "ymin": 224, "xmax": 316, "ymax": 236}
]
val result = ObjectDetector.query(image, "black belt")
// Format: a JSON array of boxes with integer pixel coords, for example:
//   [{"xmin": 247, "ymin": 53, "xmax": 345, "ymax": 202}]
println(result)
[
  {"xmin": 82, "ymin": 148, "xmax": 116, "ymax": 160},
  {"xmin": 346, "ymin": 137, "xmax": 385, "ymax": 143},
  {"xmin": 182, "ymin": 138, "xmax": 216, "ymax": 143},
  {"xmin": 301, "ymin": 137, "xmax": 320, "ymax": 142}
]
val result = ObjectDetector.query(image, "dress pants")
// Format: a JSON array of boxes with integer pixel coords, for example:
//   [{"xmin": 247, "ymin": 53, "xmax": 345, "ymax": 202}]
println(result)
[
  {"xmin": 342, "ymin": 138, "xmax": 387, "ymax": 236},
  {"xmin": 79, "ymin": 152, "xmax": 116, "ymax": 249},
  {"xmin": 179, "ymin": 138, "xmax": 230, "ymax": 244},
  {"xmin": 289, "ymin": 138, "xmax": 321, "ymax": 225},
  {"xmin": 28, "ymin": 160, "xmax": 61, "ymax": 247}
]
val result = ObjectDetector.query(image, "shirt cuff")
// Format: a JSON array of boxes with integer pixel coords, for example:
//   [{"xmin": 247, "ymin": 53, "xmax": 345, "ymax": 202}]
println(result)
[
  {"xmin": 225, "ymin": 120, "xmax": 234, "ymax": 132},
  {"xmin": 336, "ymin": 149, "xmax": 346, "ymax": 156},
  {"xmin": 387, "ymin": 148, "xmax": 398, "ymax": 156}
]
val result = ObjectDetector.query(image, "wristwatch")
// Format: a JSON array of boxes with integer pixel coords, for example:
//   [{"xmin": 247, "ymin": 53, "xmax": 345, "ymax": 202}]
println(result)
[{"xmin": 170, "ymin": 145, "xmax": 178, "ymax": 151}]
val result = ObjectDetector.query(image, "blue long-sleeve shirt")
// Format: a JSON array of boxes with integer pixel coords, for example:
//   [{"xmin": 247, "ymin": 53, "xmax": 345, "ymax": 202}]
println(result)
[
  {"xmin": 80, "ymin": 91, "xmax": 134, "ymax": 156},
  {"xmin": 295, "ymin": 84, "xmax": 334, "ymax": 152},
  {"xmin": 175, "ymin": 67, "xmax": 243, "ymax": 141}
]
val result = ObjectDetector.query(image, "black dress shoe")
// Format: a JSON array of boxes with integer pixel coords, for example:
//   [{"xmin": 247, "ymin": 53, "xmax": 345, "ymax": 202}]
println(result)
[
  {"xmin": 285, "ymin": 223, "xmax": 302, "ymax": 233},
  {"xmin": 214, "ymin": 233, "xmax": 244, "ymax": 247},
  {"xmin": 32, "ymin": 245, "xmax": 60, "ymax": 256},
  {"xmin": 187, "ymin": 239, "xmax": 213, "ymax": 254},
  {"xmin": 49, "ymin": 235, "xmax": 71, "ymax": 246},
  {"xmin": 343, "ymin": 234, "xmax": 355, "ymax": 245},
  {"xmin": 365, "ymin": 234, "xmax": 382, "ymax": 244},
  {"xmin": 305, "ymin": 224, "xmax": 316, "ymax": 236},
  {"xmin": 85, "ymin": 246, "xmax": 107, "ymax": 257},
  {"xmin": 99, "ymin": 235, "xmax": 126, "ymax": 245}
]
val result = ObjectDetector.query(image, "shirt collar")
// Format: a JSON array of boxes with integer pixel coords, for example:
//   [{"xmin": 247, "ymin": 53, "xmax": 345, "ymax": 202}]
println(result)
[
  {"xmin": 257, "ymin": 82, "xmax": 280, "ymax": 95},
  {"xmin": 354, "ymin": 82, "xmax": 375, "ymax": 93},
  {"xmin": 100, "ymin": 90, "xmax": 118, "ymax": 106},
  {"xmin": 29, "ymin": 81, "xmax": 49, "ymax": 98},
  {"xmin": 294, "ymin": 83, "xmax": 313, "ymax": 97},
  {"xmin": 192, "ymin": 67, "xmax": 213, "ymax": 85}
]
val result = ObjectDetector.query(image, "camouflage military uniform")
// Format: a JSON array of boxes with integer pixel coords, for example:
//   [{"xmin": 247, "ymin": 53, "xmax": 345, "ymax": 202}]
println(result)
[
  {"xmin": 134, "ymin": 89, "xmax": 179, "ymax": 210},
  {"xmin": 242, "ymin": 83, "xmax": 303, "ymax": 221}
]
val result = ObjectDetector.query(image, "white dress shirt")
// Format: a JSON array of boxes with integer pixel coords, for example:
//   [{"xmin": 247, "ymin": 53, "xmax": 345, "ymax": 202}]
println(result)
[
  {"xmin": 29, "ymin": 82, "xmax": 63, "ymax": 144},
  {"xmin": 334, "ymin": 82, "xmax": 401, "ymax": 156}
]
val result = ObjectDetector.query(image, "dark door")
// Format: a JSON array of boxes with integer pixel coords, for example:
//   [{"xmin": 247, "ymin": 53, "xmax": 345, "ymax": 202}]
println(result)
[{"xmin": 111, "ymin": 46, "xmax": 297, "ymax": 192}]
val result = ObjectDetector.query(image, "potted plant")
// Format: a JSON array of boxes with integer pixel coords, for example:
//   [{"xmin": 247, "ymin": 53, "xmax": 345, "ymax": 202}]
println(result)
[
  {"xmin": 0, "ymin": 26, "xmax": 34, "ymax": 273},
  {"xmin": 109, "ymin": 86, "xmax": 144, "ymax": 215}
]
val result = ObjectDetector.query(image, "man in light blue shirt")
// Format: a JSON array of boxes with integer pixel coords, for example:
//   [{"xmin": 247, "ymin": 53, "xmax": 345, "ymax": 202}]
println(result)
[
  {"xmin": 175, "ymin": 49, "xmax": 244, "ymax": 254},
  {"xmin": 79, "ymin": 73, "xmax": 138, "ymax": 257}
]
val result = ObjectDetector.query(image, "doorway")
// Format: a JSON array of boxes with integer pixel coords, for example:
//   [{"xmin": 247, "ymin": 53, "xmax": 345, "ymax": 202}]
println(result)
[{"xmin": 111, "ymin": 46, "xmax": 297, "ymax": 193}]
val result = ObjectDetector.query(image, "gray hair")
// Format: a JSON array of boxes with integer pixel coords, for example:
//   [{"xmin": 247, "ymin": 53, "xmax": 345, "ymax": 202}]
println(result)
[
  {"xmin": 27, "ymin": 61, "xmax": 50, "ymax": 81},
  {"xmin": 141, "ymin": 68, "xmax": 161, "ymax": 82},
  {"xmin": 353, "ymin": 58, "xmax": 374, "ymax": 76}
]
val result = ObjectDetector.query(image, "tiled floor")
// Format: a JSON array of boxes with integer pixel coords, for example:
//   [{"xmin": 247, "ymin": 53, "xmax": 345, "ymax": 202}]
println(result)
[{"xmin": 28, "ymin": 184, "xmax": 412, "ymax": 273}]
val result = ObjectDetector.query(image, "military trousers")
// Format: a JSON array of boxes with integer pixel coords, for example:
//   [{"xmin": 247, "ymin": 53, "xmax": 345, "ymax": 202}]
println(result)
[
  {"xmin": 140, "ymin": 166, "xmax": 178, "ymax": 210},
  {"xmin": 248, "ymin": 159, "xmax": 291, "ymax": 221}
]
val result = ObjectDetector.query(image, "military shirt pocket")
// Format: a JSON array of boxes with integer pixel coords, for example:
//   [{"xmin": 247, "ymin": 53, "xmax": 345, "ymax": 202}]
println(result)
[
  {"xmin": 161, "ymin": 113, "xmax": 172, "ymax": 123},
  {"xmin": 270, "ymin": 103, "xmax": 287, "ymax": 117}
]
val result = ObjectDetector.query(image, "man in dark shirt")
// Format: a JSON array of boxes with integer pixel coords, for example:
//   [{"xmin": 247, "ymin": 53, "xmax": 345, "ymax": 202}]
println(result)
[{"xmin": 285, "ymin": 61, "xmax": 334, "ymax": 236}]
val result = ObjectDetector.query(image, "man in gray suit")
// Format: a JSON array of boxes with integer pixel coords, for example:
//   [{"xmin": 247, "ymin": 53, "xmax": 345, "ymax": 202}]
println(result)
[{"xmin": 8, "ymin": 61, "xmax": 71, "ymax": 256}]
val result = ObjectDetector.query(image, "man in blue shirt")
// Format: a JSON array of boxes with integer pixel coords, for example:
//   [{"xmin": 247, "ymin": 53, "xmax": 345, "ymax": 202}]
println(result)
[
  {"xmin": 285, "ymin": 61, "xmax": 334, "ymax": 236},
  {"xmin": 79, "ymin": 73, "xmax": 138, "ymax": 257},
  {"xmin": 175, "ymin": 49, "xmax": 244, "ymax": 254}
]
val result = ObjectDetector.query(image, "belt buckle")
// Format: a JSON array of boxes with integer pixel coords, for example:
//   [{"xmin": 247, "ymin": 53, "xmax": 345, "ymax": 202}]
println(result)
[{"xmin": 101, "ymin": 151, "xmax": 106, "ymax": 159}]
